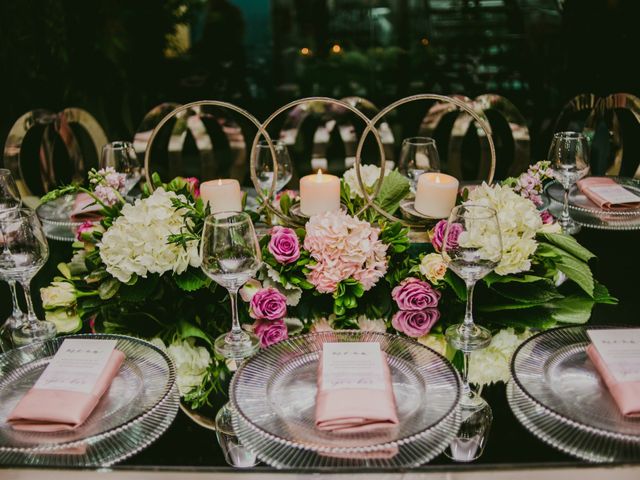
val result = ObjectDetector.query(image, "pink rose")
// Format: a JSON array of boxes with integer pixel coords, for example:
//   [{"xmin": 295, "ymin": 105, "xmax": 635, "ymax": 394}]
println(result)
[
  {"xmin": 76, "ymin": 221, "xmax": 96, "ymax": 241},
  {"xmin": 392, "ymin": 277, "xmax": 441, "ymax": 310},
  {"xmin": 540, "ymin": 209, "xmax": 554, "ymax": 225},
  {"xmin": 268, "ymin": 226, "xmax": 300, "ymax": 264},
  {"xmin": 184, "ymin": 177, "xmax": 200, "ymax": 198},
  {"xmin": 431, "ymin": 219, "xmax": 463, "ymax": 252},
  {"xmin": 249, "ymin": 288, "xmax": 287, "ymax": 320},
  {"xmin": 254, "ymin": 318, "xmax": 288, "ymax": 347},
  {"xmin": 392, "ymin": 309, "xmax": 440, "ymax": 338}
]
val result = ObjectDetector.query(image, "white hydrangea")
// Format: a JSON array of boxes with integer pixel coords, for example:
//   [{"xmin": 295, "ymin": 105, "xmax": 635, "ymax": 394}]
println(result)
[
  {"xmin": 468, "ymin": 328, "xmax": 531, "ymax": 387},
  {"xmin": 98, "ymin": 188, "xmax": 201, "ymax": 283},
  {"xmin": 418, "ymin": 333, "xmax": 448, "ymax": 357},
  {"xmin": 167, "ymin": 338, "xmax": 211, "ymax": 396},
  {"xmin": 464, "ymin": 183, "xmax": 542, "ymax": 275},
  {"xmin": 342, "ymin": 164, "xmax": 390, "ymax": 199},
  {"xmin": 356, "ymin": 315, "xmax": 387, "ymax": 333}
]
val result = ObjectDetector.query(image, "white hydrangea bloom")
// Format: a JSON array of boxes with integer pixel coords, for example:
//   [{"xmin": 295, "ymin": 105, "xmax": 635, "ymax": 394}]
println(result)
[
  {"xmin": 98, "ymin": 188, "xmax": 201, "ymax": 283},
  {"xmin": 468, "ymin": 328, "xmax": 531, "ymax": 387},
  {"xmin": 342, "ymin": 164, "xmax": 390, "ymax": 199},
  {"xmin": 167, "ymin": 338, "xmax": 211, "ymax": 396},
  {"xmin": 356, "ymin": 315, "xmax": 387, "ymax": 333}
]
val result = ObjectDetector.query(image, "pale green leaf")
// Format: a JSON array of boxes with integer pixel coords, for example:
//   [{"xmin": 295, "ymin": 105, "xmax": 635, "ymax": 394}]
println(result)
[{"xmin": 537, "ymin": 233, "xmax": 595, "ymax": 263}]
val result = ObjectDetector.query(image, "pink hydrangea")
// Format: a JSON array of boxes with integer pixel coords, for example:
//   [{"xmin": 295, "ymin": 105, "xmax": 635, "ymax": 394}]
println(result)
[
  {"xmin": 254, "ymin": 318, "xmax": 288, "ymax": 347},
  {"xmin": 303, "ymin": 210, "xmax": 388, "ymax": 294}
]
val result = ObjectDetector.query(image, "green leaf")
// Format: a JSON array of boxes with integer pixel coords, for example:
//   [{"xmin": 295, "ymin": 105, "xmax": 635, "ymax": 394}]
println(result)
[
  {"xmin": 537, "ymin": 233, "xmax": 595, "ymax": 263},
  {"xmin": 443, "ymin": 271, "xmax": 467, "ymax": 301},
  {"xmin": 536, "ymin": 242, "xmax": 594, "ymax": 297},
  {"xmin": 549, "ymin": 295, "xmax": 595, "ymax": 324},
  {"xmin": 484, "ymin": 273, "xmax": 547, "ymax": 287},
  {"xmin": 57, "ymin": 263, "xmax": 72, "ymax": 280},
  {"xmin": 98, "ymin": 278, "xmax": 120, "ymax": 300},
  {"xmin": 592, "ymin": 282, "xmax": 618, "ymax": 305},
  {"xmin": 174, "ymin": 268, "xmax": 210, "ymax": 292},
  {"xmin": 479, "ymin": 302, "xmax": 547, "ymax": 312},
  {"xmin": 375, "ymin": 170, "xmax": 410, "ymax": 214},
  {"xmin": 85, "ymin": 268, "xmax": 109, "ymax": 284},
  {"xmin": 279, "ymin": 192, "xmax": 292, "ymax": 215},
  {"xmin": 490, "ymin": 281, "xmax": 563, "ymax": 304},
  {"xmin": 178, "ymin": 321, "xmax": 213, "ymax": 347},
  {"xmin": 119, "ymin": 275, "xmax": 160, "ymax": 302}
]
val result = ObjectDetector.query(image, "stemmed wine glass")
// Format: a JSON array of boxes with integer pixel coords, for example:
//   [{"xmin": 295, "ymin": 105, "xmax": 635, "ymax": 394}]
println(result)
[
  {"xmin": 548, "ymin": 131, "xmax": 590, "ymax": 235},
  {"xmin": 0, "ymin": 209, "xmax": 56, "ymax": 347},
  {"xmin": 200, "ymin": 212, "xmax": 262, "ymax": 360},
  {"xmin": 442, "ymin": 204, "xmax": 502, "ymax": 405},
  {"xmin": 255, "ymin": 139, "xmax": 293, "ymax": 195},
  {"xmin": 398, "ymin": 137, "xmax": 441, "ymax": 192},
  {"xmin": 0, "ymin": 169, "xmax": 26, "ymax": 350},
  {"xmin": 100, "ymin": 141, "xmax": 143, "ymax": 195}
]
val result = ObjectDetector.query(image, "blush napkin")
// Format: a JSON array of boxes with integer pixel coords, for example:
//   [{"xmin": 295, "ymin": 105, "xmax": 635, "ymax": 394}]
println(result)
[
  {"xmin": 315, "ymin": 351, "xmax": 399, "ymax": 433},
  {"xmin": 7, "ymin": 350, "xmax": 125, "ymax": 432},
  {"xmin": 586, "ymin": 344, "xmax": 640, "ymax": 417},
  {"xmin": 577, "ymin": 177, "xmax": 640, "ymax": 210},
  {"xmin": 70, "ymin": 192, "xmax": 103, "ymax": 222}
]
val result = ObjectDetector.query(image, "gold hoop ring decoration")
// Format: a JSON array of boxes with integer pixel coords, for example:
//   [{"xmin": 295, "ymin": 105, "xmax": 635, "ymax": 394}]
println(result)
[
  {"xmin": 250, "ymin": 97, "xmax": 387, "ymax": 226},
  {"xmin": 356, "ymin": 94, "xmax": 496, "ymax": 228},
  {"xmin": 143, "ymin": 100, "xmax": 277, "ymax": 196}
]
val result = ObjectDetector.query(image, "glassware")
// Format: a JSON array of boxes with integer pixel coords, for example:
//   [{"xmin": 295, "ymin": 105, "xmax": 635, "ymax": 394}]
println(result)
[
  {"xmin": 215, "ymin": 402, "xmax": 259, "ymax": 468},
  {"xmin": 100, "ymin": 141, "xmax": 142, "ymax": 195},
  {"xmin": 0, "ymin": 168, "xmax": 21, "ymax": 211},
  {"xmin": 445, "ymin": 401, "xmax": 493, "ymax": 462},
  {"xmin": 442, "ymin": 204, "xmax": 502, "ymax": 409},
  {"xmin": 0, "ymin": 209, "xmax": 56, "ymax": 346},
  {"xmin": 398, "ymin": 137, "xmax": 440, "ymax": 191},
  {"xmin": 255, "ymin": 139, "xmax": 293, "ymax": 195},
  {"xmin": 200, "ymin": 212, "xmax": 261, "ymax": 360},
  {"xmin": 548, "ymin": 131, "xmax": 590, "ymax": 234}
]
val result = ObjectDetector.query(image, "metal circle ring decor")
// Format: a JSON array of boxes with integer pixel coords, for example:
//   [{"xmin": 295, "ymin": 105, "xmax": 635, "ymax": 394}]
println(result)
[
  {"xmin": 251, "ymin": 96, "xmax": 387, "ymax": 226},
  {"xmin": 355, "ymin": 94, "xmax": 497, "ymax": 228}
]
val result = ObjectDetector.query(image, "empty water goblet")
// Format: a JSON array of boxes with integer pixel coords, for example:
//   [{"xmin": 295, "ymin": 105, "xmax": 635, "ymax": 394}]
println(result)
[
  {"xmin": 215, "ymin": 402, "xmax": 259, "ymax": 468},
  {"xmin": 255, "ymin": 139, "xmax": 293, "ymax": 196},
  {"xmin": 398, "ymin": 137, "xmax": 440, "ymax": 192},
  {"xmin": 100, "ymin": 141, "xmax": 142, "ymax": 195},
  {"xmin": 446, "ymin": 401, "xmax": 493, "ymax": 462}
]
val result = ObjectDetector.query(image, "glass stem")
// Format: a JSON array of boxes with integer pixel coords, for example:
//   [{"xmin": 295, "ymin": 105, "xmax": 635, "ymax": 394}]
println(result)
[
  {"xmin": 228, "ymin": 288, "xmax": 244, "ymax": 341},
  {"xmin": 461, "ymin": 350, "xmax": 472, "ymax": 399},
  {"xmin": 463, "ymin": 280, "xmax": 477, "ymax": 331},
  {"xmin": 20, "ymin": 280, "xmax": 38, "ymax": 324},
  {"xmin": 8, "ymin": 280, "xmax": 24, "ymax": 320},
  {"xmin": 561, "ymin": 186, "xmax": 571, "ymax": 225}
]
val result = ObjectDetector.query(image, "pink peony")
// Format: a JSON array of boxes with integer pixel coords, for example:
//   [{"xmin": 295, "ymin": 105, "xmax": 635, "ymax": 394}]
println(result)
[
  {"xmin": 254, "ymin": 318, "xmax": 288, "ymax": 347},
  {"xmin": 431, "ymin": 219, "xmax": 463, "ymax": 252},
  {"xmin": 392, "ymin": 309, "xmax": 440, "ymax": 338},
  {"xmin": 540, "ymin": 209, "xmax": 554, "ymax": 225},
  {"xmin": 184, "ymin": 177, "xmax": 200, "ymax": 198},
  {"xmin": 249, "ymin": 288, "xmax": 287, "ymax": 320},
  {"xmin": 268, "ymin": 226, "xmax": 300, "ymax": 264},
  {"xmin": 392, "ymin": 277, "xmax": 441, "ymax": 310}
]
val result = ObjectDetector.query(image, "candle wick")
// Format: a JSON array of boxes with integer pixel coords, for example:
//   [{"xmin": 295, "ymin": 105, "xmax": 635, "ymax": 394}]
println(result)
[{"xmin": 317, "ymin": 169, "xmax": 323, "ymax": 180}]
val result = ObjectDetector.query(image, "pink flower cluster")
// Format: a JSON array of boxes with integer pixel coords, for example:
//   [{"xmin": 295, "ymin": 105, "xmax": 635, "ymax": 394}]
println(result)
[
  {"xmin": 513, "ymin": 161, "xmax": 552, "ymax": 207},
  {"xmin": 392, "ymin": 278, "xmax": 441, "ymax": 310},
  {"xmin": 431, "ymin": 220, "xmax": 463, "ymax": 252},
  {"xmin": 247, "ymin": 287, "xmax": 289, "ymax": 348},
  {"xmin": 90, "ymin": 167, "xmax": 126, "ymax": 206},
  {"xmin": 303, "ymin": 211, "xmax": 388, "ymax": 294}
]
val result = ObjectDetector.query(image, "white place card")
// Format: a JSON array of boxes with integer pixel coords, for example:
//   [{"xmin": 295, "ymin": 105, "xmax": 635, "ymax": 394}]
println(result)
[
  {"xmin": 321, "ymin": 342, "xmax": 385, "ymax": 391},
  {"xmin": 34, "ymin": 339, "xmax": 117, "ymax": 394},
  {"xmin": 588, "ymin": 185, "xmax": 640, "ymax": 205},
  {"xmin": 587, "ymin": 329, "xmax": 640, "ymax": 383}
]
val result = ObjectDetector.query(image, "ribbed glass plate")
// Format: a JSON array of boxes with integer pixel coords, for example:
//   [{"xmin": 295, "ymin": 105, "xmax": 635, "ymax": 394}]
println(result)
[
  {"xmin": 509, "ymin": 326, "xmax": 640, "ymax": 461},
  {"xmin": 36, "ymin": 194, "xmax": 92, "ymax": 242},
  {"xmin": 0, "ymin": 334, "xmax": 179, "ymax": 466},
  {"xmin": 231, "ymin": 331, "xmax": 461, "ymax": 468}
]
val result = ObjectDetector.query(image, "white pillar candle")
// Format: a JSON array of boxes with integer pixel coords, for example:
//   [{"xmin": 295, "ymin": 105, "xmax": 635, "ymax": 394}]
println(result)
[
  {"xmin": 299, "ymin": 169, "xmax": 341, "ymax": 217},
  {"xmin": 414, "ymin": 172, "xmax": 459, "ymax": 219},
  {"xmin": 200, "ymin": 179, "xmax": 243, "ymax": 214}
]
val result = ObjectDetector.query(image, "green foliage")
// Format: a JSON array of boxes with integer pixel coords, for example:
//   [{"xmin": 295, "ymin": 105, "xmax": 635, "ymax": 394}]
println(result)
[
  {"xmin": 375, "ymin": 171, "xmax": 411, "ymax": 214},
  {"xmin": 174, "ymin": 268, "xmax": 211, "ymax": 292}
]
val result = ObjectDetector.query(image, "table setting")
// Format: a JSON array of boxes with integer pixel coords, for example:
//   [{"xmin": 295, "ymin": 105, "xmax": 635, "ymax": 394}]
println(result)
[{"xmin": 0, "ymin": 95, "xmax": 639, "ymax": 474}]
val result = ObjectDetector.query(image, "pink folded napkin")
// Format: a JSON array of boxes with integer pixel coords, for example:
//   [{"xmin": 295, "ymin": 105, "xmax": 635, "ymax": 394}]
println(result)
[
  {"xmin": 71, "ymin": 193, "xmax": 103, "ymax": 221},
  {"xmin": 586, "ymin": 344, "xmax": 640, "ymax": 417},
  {"xmin": 7, "ymin": 350, "xmax": 125, "ymax": 432},
  {"xmin": 577, "ymin": 177, "xmax": 640, "ymax": 210},
  {"xmin": 315, "ymin": 352, "xmax": 399, "ymax": 433}
]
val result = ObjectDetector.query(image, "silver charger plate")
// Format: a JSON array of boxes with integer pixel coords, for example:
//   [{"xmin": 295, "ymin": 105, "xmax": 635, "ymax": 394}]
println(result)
[
  {"xmin": 508, "ymin": 325, "xmax": 640, "ymax": 462},
  {"xmin": 36, "ymin": 194, "xmax": 97, "ymax": 242},
  {"xmin": 231, "ymin": 331, "xmax": 461, "ymax": 469},
  {"xmin": 545, "ymin": 178, "xmax": 640, "ymax": 231},
  {"xmin": 0, "ymin": 334, "xmax": 179, "ymax": 466}
]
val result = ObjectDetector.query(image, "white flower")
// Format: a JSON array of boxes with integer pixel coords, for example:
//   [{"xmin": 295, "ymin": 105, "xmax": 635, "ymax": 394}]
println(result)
[
  {"xmin": 41, "ymin": 281, "xmax": 76, "ymax": 309},
  {"xmin": 465, "ymin": 183, "xmax": 542, "ymax": 275},
  {"xmin": 167, "ymin": 338, "xmax": 211, "ymax": 396},
  {"xmin": 468, "ymin": 328, "xmax": 531, "ymax": 387},
  {"xmin": 98, "ymin": 188, "xmax": 201, "ymax": 283},
  {"xmin": 310, "ymin": 317, "xmax": 334, "ymax": 332},
  {"xmin": 342, "ymin": 164, "xmax": 390, "ymax": 199},
  {"xmin": 356, "ymin": 316, "xmax": 387, "ymax": 332},
  {"xmin": 538, "ymin": 222, "xmax": 562, "ymax": 234},
  {"xmin": 418, "ymin": 333, "xmax": 448, "ymax": 357},
  {"xmin": 419, "ymin": 253, "xmax": 448, "ymax": 283}
]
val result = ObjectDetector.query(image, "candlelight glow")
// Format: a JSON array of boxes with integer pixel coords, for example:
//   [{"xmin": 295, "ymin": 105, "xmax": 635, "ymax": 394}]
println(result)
[
  {"xmin": 300, "ymin": 47, "xmax": 311, "ymax": 56},
  {"xmin": 331, "ymin": 44, "xmax": 342, "ymax": 54},
  {"xmin": 435, "ymin": 174, "xmax": 441, "ymax": 184},
  {"xmin": 217, "ymin": 179, "xmax": 222, "ymax": 186},
  {"xmin": 317, "ymin": 169, "xmax": 323, "ymax": 181}
]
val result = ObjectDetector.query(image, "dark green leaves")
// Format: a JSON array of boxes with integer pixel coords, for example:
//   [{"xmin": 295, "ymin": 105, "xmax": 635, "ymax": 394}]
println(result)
[
  {"xmin": 375, "ymin": 170, "xmax": 410, "ymax": 214},
  {"xmin": 174, "ymin": 268, "xmax": 211, "ymax": 292}
]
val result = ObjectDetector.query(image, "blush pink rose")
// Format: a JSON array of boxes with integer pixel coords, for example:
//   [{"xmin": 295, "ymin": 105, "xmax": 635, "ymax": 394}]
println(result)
[
  {"xmin": 392, "ymin": 277, "xmax": 441, "ymax": 310},
  {"xmin": 392, "ymin": 309, "xmax": 440, "ymax": 338},
  {"xmin": 249, "ymin": 288, "xmax": 287, "ymax": 320},
  {"xmin": 184, "ymin": 177, "xmax": 200, "ymax": 197},
  {"xmin": 431, "ymin": 220, "xmax": 463, "ymax": 252},
  {"xmin": 540, "ymin": 209, "xmax": 554, "ymax": 225},
  {"xmin": 254, "ymin": 318, "xmax": 288, "ymax": 347},
  {"xmin": 268, "ymin": 226, "xmax": 300, "ymax": 264}
]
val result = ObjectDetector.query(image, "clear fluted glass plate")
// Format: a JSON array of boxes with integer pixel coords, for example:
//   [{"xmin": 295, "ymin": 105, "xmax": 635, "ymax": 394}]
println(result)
[
  {"xmin": 36, "ymin": 194, "xmax": 94, "ymax": 242},
  {"xmin": 0, "ymin": 334, "xmax": 179, "ymax": 466},
  {"xmin": 546, "ymin": 178, "xmax": 640, "ymax": 231},
  {"xmin": 231, "ymin": 331, "xmax": 461, "ymax": 468},
  {"xmin": 509, "ymin": 325, "xmax": 640, "ymax": 461}
]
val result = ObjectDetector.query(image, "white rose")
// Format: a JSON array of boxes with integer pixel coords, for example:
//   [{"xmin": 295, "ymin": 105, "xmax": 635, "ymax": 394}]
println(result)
[
  {"xmin": 419, "ymin": 253, "xmax": 448, "ymax": 283},
  {"xmin": 167, "ymin": 338, "xmax": 212, "ymax": 396},
  {"xmin": 41, "ymin": 281, "xmax": 76, "ymax": 309},
  {"xmin": 356, "ymin": 316, "xmax": 387, "ymax": 332},
  {"xmin": 342, "ymin": 164, "xmax": 389, "ymax": 199}
]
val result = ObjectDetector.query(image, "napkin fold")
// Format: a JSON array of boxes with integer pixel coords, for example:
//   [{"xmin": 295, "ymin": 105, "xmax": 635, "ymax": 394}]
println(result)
[
  {"xmin": 586, "ymin": 344, "xmax": 640, "ymax": 417},
  {"xmin": 315, "ymin": 352, "xmax": 399, "ymax": 433},
  {"xmin": 7, "ymin": 350, "xmax": 125, "ymax": 432},
  {"xmin": 577, "ymin": 177, "xmax": 640, "ymax": 210},
  {"xmin": 71, "ymin": 193, "xmax": 103, "ymax": 222}
]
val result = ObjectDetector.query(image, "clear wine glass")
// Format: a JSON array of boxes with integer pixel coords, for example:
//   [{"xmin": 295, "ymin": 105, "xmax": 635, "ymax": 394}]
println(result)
[
  {"xmin": 200, "ymin": 212, "xmax": 261, "ymax": 360},
  {"xmin": 398, "ymin": 137, "xmax": 440, "ymax": 192},
  {"xmin": 548, "ymin": 131, "xmax": 590, "ymax": 235},
  {"xmin": 100, "ymin": 141, "xmax": 142, "ymax": 195},
  {"xmin": 255, "ymin": 139, "xmax": 293, "ymax": 195},
  {"xmin": 0, "ymin": 209, "xmax": 56, "ymax": 347},
  {"xmin": 442, "ymin": 204, "xmax": 502, "ymax": 408}
]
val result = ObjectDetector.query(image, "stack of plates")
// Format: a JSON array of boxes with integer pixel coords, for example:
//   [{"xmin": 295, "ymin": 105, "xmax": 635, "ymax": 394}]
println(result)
[
  {"xmin": 230, "ymin": 331, "xmax": 462, "ymax": 468},
  {"xmin": 0, "ymin": 334, "xmax": 179, "ymax": 467},
  {"xmin": 508, "ymin": 326, "xmax": 640, "ymax": 462}
]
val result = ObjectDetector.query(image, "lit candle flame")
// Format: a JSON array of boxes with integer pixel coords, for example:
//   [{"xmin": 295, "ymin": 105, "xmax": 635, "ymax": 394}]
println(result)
[
  {"xmin": 316, "ymin": 169, "xmax": 323, "ymax": 181},
  {"xmin": 435, "ymin": 174, "xmax": 441, "ymax": 184},
  {"xmin": 217, "ymin": 179, "xmax": 223, "ymax": 186}
]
